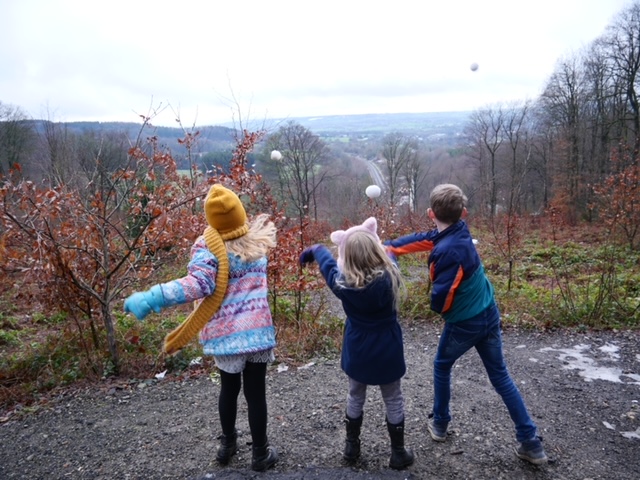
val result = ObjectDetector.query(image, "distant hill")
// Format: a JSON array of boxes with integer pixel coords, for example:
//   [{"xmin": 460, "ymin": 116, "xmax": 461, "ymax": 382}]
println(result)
[
  {"xmin": 21, "ymin": 111, "xmax": 471, "ymax": 152},
  {"xmin": 229, "ymin": 111, "xmax": 472, "ymax": 144},
  {"xmin": 25, "ymin": 120, "xmax": 238, "ymax": 153},
  {"xmin": 272, "ymin": 111, "xmax": 472, "ymax": 136}
]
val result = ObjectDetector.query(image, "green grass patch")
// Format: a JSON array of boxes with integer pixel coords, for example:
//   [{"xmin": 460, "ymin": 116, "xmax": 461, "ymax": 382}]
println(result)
[
  {"xmin": 489, "ymin": 237, "xmax": 640, "ymax": 330},
  {"xmin": 272, "ymin": 292, "xmax": 343, "ymax": 363},
  {"xmin": 392, "ymin": 227, "xmax": 640, "ymax": 331}
]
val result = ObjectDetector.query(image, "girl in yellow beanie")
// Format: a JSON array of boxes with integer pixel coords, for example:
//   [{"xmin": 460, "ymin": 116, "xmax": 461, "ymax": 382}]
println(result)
[{"xmin": 124, "ymin": 184, "xmax": 278, "ymax": 472}]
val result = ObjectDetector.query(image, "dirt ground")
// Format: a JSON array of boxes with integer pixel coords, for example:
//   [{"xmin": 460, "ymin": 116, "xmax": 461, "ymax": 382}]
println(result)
[{"xmin": 0, "ymin": 321, "xmax": 639, "ymax": 480}]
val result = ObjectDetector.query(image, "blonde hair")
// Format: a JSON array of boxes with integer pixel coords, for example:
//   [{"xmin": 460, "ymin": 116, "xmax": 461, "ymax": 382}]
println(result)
[
  {"xmin": 224, "ymin": 213, "xmax": 277, "ymax": 262},
  {"xmin": 338, "ymin": 231, "xmax": 405, "ymax": 310}
]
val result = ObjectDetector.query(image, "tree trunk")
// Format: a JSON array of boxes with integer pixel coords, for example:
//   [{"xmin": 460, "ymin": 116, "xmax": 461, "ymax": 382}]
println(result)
[{"xmin": 102, "ymin": 303, "xmax": 120, "ymax": 373}]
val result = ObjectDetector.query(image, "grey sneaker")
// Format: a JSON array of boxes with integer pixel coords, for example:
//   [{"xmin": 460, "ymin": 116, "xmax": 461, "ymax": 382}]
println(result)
[
  {"xmin": 427, "ymin": 415, "xmax": 447, "ymax": 442},
  {"xmin": 515, "ymin": 436, "xmax": 548, "ymax": 465}
]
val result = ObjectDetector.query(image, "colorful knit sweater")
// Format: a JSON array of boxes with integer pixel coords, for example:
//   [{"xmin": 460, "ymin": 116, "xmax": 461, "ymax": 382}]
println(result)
[{"xmin": 158, "ymin": 236, "xmax": 276, "ymax": 356}]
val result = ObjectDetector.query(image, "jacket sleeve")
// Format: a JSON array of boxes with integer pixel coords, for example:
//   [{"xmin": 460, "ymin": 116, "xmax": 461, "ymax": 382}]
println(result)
[
  {"xmin": 312, "ymin": 245, "xmax": 341, "ymax": 290},
  {"xmin": 384, "ymin": 230, "xmax": 439, "ymax": 257},
  {"xmin": 429, "ymin": 249, "xmax": 464, "ymax": 314},
  {"xmin": 159, "ymin": 237, "xmax": 218, "ymax": 306}
]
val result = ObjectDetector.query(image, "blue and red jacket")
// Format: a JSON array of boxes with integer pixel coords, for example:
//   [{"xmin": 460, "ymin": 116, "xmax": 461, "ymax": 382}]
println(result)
[{"xmin": 385, "ymin": 220, "xmax": 494, "ymax": 323}]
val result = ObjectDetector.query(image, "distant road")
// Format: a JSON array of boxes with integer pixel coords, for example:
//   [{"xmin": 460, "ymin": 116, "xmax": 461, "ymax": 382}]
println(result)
[
  {"xmin": 350, "ymin": 155, "xmax": 387, "ymax": 190},
  {"xmin": 366, "ymin": 159, "xmax": 386, "ymax": 190}
]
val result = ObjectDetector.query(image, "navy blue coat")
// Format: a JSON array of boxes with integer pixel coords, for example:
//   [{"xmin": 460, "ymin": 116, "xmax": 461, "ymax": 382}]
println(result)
[
  {"xmin": 386, "ymin": 220, "xmax": 494, "ymax": 323},
  {"xmin": 311, "ymin": 246, "xmax": 406, "ymax": 385}
]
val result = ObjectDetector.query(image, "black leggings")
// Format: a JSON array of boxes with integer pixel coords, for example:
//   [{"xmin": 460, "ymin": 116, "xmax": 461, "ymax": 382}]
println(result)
[{"xmin": 218, "ymin": 362, "xmax": 268, "ymax": 446}]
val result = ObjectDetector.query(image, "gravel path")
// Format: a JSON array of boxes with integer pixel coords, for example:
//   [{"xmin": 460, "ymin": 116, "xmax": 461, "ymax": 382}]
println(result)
[{"xmin": 1, "ymin": 323, "xmax": 639, "ymax": 479}]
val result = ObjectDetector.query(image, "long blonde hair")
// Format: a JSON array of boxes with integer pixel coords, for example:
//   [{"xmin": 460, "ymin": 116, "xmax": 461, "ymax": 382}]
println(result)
[
  {"xmin": 338, "ymin": 231, "xmax": 405, "ymax": 310},
  {"xmin": 224, "ymin": 213, "xmax": 277, "ymax": 262}
]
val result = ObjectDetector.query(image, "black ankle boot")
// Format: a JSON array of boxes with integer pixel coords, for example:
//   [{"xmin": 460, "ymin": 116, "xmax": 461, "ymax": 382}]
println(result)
[
  {"xmin": 251, "ymin": 442, "xmax": 278, "ymax": 471},
  {"xmin": 344, "ymin": 413, "xmax": 363, "ymax": 462},
  {"xmin": 386, "ymin": 417, "xmax": 414, "ymax": 470},
  {"xmin": 216, "ymin": 429, "xmax": 238, "ymax": 465}
]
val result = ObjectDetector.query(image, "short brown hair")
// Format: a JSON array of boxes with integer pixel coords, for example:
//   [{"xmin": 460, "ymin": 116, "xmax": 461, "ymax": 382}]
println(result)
[{"xmin": 429, "ymin": 184, "xmax": 467, "ymax": 224}]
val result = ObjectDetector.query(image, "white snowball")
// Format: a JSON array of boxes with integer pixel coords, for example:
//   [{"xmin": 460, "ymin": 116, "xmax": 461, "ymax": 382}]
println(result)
[{"xmin": 365, "ymin": 185, "xmax": 381, "ymax": 198}]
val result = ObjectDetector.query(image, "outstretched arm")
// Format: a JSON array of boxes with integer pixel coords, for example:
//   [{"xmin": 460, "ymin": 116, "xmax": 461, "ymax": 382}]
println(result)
[
  {"xmin": 300, "ymin": 244, "xmax": 341, "ymax": 290},
  {"xmin": 384, "ymin": 230, "xmax": 439, "ymax": 257}
]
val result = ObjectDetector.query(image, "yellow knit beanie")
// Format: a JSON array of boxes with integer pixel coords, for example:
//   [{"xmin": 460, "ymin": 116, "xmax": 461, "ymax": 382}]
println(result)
[
  {"xmin": 205, "ymin": 184, "xmax": 249, "ymax": 240},
  {"xmin": 163, "ymin": 184, "xmax": 248, "ymax": 355}
]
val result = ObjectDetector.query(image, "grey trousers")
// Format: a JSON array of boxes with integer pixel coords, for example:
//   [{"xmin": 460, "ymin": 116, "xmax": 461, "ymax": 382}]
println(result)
[{"xmin": 346, "ymin": 377, "xmax": 405, "ymax": 424}]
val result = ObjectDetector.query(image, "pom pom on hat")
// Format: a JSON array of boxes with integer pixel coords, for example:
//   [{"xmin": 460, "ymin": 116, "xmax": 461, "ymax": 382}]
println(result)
[
  {"xmin": 204, "ymin": 184, "xmax": 249, "ymax": 240},
  {"xmin": 330, "ymin": 217, "xmax": 380, "ymax": 269}
]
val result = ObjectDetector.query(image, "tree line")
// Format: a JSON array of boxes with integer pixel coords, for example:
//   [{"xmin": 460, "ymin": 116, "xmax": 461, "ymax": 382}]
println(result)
[{"xmin": 463, "ymin": 2, "xmax": 640, "ymax": 226}]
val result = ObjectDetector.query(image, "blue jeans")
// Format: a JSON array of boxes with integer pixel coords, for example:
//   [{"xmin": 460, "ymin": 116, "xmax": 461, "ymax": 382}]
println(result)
[{"xmin": 432, "ymin": 304, "xmax": 537, "ymax": 442}]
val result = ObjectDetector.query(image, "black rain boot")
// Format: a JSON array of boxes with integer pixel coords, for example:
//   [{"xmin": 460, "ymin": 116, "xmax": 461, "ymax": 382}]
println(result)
[
  {"xmin": 216, "ymin": 429, "xmax": 238, "ymax": 465},
  {"xmin": 251, "ymin": 442, "xmax": 278, "ymax": 472},
  {"xmin": 344, "ymin": 413, "xmax": 363, "ymax": 462},
  {"xmin": 386, "ymin": 417, "xmax": 415, "ymax": 470}
]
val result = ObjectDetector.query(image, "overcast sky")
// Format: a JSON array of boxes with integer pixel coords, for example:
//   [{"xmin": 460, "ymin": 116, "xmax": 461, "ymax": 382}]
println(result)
[{"xmin": 0, "ymin": 0, "xmax": 633, "ymax": 127}]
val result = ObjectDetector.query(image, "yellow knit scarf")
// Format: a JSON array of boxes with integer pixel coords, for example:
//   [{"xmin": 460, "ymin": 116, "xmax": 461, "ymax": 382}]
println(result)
[{"xmin": 163, "ymin": 226, "xmax": 229, "ymax": 355}]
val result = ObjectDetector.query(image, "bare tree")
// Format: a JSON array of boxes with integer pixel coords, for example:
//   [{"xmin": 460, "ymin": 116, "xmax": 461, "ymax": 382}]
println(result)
[
  {"xmin": 502, "ymin": 101, "xmax": 533, "ymax": 215},
  {"xmin": 75, "ymin": 130, "xmax": 130, "ymax": 195},
  {"xmin": 380, "ymin": 132, "xmax": 417, "ymax": 206},
  {"xmin": 403, "ymin": 143, "xmax": 431, "ymax": 212},
  {"xmin": 529, "ymin": 103, "xmax": 556, "ymax": 212},
  {"xmin": 538, "ymin": 54, "xmax": 589, "ymax": 219},
  {"xmin": 267, "ymin": 121, "xmax": 330, "ymax": 221},
  {"xmin": 465, "ymin": 106, "xmax": 505, "ymax": 217},
  {"xmin": 600, "ymin": 2, "xmax": 640, "ymax": 161},
  {"xmin": 39, "ymin": 116, "xmax": 76, "ymax": 186},
  {"xmin": 0, "ymin": 102, "xmax": 35, "ymax": 177},
  {"xmin": 582, "ymin": 39, "xmax": 621, "ymax": 177}
]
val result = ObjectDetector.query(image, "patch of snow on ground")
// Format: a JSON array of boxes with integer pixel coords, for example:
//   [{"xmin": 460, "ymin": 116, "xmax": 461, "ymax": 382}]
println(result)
[
  {"xmin": 599, "ymin": 343, "xmax": 620, "ymax": 359},
  {"xmin": 621, "ymin": 427, "xmax": 640, "ymax": 439},
  {"xmin": 540, "ymin": 343, "xmax": 640, "ymax": 385}
]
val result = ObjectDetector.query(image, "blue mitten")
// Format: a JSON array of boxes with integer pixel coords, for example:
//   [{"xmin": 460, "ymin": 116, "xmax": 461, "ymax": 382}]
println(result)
[
  {"xmin": 299, "ymin": 245, "xmax": 320, "ymax": 265},
  {"xmin": 124, "ymin": 285, "xmax": 164, "ymax": 320}
]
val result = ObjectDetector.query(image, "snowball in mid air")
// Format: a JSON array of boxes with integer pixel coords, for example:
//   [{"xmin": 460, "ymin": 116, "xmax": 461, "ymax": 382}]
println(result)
[
  {"xmin": 470, "ymin": 62, "xmax": 479, "ymax": 72},
  {"xmin": 270, "ymin": 150, "xmax": 283, "ymax": 161},
  {"xmin": 365, "ymin": 185, "xmax": 381, "ymax": 198}
]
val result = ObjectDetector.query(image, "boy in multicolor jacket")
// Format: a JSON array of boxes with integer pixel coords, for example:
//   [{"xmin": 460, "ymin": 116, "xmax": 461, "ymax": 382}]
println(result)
[{"xmin": 385, "ymin": 184, "xmax": 548, "ymax": 465}]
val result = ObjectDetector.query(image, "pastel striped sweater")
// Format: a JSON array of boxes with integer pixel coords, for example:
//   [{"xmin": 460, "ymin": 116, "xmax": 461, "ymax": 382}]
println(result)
[{"xmin": 158, "ymin": 236, "xmax": 276, "ymax": 356}]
